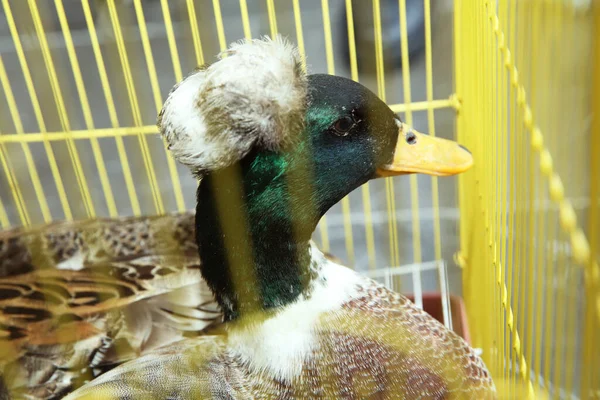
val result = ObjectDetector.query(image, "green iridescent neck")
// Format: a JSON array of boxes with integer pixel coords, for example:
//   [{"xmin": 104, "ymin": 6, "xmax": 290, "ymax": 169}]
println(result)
[{"xmin": 195, "ymin": 146, "xmax": 324, "ymax": 320}]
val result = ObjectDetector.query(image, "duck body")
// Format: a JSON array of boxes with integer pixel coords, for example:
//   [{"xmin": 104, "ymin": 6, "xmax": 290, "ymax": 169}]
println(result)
[{"xmin": 68, "ymin": 245, "xmax": 493, "ymax": 399}]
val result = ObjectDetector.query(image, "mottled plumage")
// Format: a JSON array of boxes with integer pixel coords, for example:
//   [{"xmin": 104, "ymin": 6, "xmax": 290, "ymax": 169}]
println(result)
[
  {"xmin": 0, "ymin": 212, "xmax": 220, "ymax": 399},
  {"xmin": 65, "ymin": 249, "xmax": 495, "ymax": 399},
  {"xmin": 0, "ymin": 213, "xmax": 342, "ymax": 399}
]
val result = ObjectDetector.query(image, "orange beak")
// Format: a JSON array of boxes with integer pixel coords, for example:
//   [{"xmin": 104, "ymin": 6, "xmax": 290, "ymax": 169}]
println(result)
[{"xmin": 376, "ymin": 122, "xmax": 473, "ymax": 177}]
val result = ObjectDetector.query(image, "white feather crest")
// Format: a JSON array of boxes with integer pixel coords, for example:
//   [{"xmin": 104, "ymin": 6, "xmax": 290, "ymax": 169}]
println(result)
[{"xmin": 158, "ymin": 35, "xmax": 307, "ymax": 175}]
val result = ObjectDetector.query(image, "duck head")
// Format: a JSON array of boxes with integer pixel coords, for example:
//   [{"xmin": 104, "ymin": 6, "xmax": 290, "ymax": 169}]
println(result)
[{"xmin": 158, "ymin": 36, "xmax": 472, "ymax": 320}]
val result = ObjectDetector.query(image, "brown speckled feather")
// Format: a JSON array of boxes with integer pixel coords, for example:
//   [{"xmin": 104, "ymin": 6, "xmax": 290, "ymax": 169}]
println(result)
[
  {"xmin": 0, "ymin": 211, "xmax": 198, "ymax": 278},
  {"xmin": 0, "ymin": 212, "xmax": 222, "ymax": 399}
]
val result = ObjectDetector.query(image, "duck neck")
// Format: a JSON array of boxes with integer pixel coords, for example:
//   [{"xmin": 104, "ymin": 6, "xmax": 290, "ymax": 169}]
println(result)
[{"xmin": 195, "ymin": 163, "xmax": 320, "ymax": 321}]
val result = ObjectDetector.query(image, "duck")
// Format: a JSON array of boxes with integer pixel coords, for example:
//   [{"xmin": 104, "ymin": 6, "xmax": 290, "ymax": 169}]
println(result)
[
  {"xmin": 72, "ymin": 35, "xmax": 495, "ymax": 399},
  {"xmin": 6, "ymin": 35, "xmax": 495, "ymax": 399}
]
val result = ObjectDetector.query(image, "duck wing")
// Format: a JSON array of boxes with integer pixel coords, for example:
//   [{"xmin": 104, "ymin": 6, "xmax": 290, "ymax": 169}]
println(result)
[
  {"xmin": 0, "ymin": 212, "xmax": 222, "ymax": 399},
  {"xmin": 62, "ymin": 335, "xmax": 224, "ymax": 400}
]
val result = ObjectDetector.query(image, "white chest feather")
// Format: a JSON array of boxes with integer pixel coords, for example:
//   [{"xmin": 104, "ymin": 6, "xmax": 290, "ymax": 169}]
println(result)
[
  {"xmin": 56, "ymin": 252, "xmax": 85, "ymax": 271},
  {"xmin": 226, "ymin": 259, "xmax": 363, "ymax": 382}
]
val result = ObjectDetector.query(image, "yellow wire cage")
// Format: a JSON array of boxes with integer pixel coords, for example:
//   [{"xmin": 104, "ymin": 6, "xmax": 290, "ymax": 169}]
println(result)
[
  {"xmin": 456, "ymin": 0, "xmax": 599, "ymax": 398},
  {"xmin": 0, "ymin": 0, "xmax": 597, "ymax": 398}
]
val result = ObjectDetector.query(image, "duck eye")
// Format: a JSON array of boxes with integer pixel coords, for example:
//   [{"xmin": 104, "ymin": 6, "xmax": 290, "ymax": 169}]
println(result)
[{"xmin": 332, "ymin": 116, "xmax": 355, "ymax": 136}]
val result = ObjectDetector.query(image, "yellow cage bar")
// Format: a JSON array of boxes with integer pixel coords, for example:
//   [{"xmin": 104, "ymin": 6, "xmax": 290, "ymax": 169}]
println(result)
[
  {"xmin": 456, "ymin": 0, "xmax": 599, "ymax": 398},
  {"xmin": 0, "ymin": 0, "xmax": 598, "ymax": 398}
]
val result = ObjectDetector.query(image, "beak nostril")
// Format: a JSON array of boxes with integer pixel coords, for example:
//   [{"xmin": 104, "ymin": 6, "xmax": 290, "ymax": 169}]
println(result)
[
  {"xmin": 406, "ymin": 131, "xmax": 417, "ymax": 145},
  {"xmin": 459, "ymin": 144, "xmax": 472, "ymax": 154}
]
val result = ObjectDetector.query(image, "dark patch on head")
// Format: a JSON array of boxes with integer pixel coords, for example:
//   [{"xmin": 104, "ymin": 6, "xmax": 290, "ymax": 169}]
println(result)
[{"xmin": 298, "ymin": 74, "xmax": 400, "ymax": 215}]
